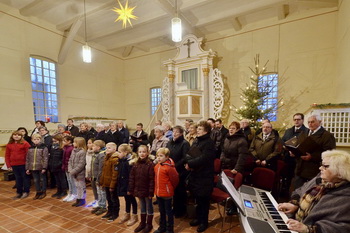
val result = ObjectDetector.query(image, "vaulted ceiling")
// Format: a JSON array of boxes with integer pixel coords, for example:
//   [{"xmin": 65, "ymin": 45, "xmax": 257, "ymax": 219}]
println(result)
[{"xmin": 1, "ymin": 0, "xmax": 338, "ymax": 59}]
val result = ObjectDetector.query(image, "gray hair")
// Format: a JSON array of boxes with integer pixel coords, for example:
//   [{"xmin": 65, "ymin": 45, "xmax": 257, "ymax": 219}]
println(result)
[
  {"xmin": 308, "ymin": 114, "xmax": 322, "ymax": 121},
  {"xmin": 57, "ymin": 124, "xmax": 65, "ymax": 128},
  {"xmin": 322, "ymin": 150, "xmax": 350, "ymax": 182},
  {"xmin": 154, "ymin": 125, "xmax": 165, "ymax": 133}
]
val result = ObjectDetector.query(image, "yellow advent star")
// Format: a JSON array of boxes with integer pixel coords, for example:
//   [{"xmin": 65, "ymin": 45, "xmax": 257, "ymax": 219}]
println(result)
[{"xmin": 112, "ymin": 0, "xmax": 138, "ymax": 28}]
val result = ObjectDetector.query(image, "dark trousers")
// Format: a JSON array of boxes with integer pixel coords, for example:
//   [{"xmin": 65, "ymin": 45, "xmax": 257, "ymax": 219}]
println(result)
[
  {"xmin": 157, "ymin": 196, "xmax": 174, "ymax": 228},
  {"xmin": 53, "ymin": 171, "xmax": 67, "ymax": 192},
  {"xmin": 105, "ymin": 187, "xmax": 120, "ymax": 217},
  {"xmin": 32, "ymin": 170, "xmax": 47, "ymax": 192},
  {"xmin": 173, "ymin": 175, "xmax": 187, "ymax": 216},
  {"xmin": 124, "ymin": 195, "xmax": 138, "ymax": 214},
  {"xmin": 12, "ymin": 165, "xmax": 30, "ymax": 194},
  {"xmin": 194, "ymin": 195, "xmax": 211, "ymax": 225},
  {"xmin": 91, "ymin": 178, "xmax": 98, "ymax": 200}
]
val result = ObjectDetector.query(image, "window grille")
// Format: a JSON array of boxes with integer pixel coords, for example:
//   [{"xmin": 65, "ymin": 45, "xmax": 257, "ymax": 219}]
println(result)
[{"xmin": 150, "ymin": 87, "xmax": 162, "ymax": 115}]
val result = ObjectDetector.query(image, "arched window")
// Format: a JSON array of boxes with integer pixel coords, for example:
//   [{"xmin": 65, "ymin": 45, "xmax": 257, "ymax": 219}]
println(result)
[
  {"xmin": 258, "ymin": 73, "xmax": 278, "ymax": 121},
  {"xmin": 150, "ymin": 87, "xmax": 162, "ymax": 115},
  {"xmin": 30, "ymin": 56, "xmax": 59, "ymax": 122}
]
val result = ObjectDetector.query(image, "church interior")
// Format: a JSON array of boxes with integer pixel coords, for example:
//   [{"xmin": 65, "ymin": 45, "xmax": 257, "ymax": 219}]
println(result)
[{"xmin": 1, "ymin": 0, "xmax": 349, "ymax": 232}]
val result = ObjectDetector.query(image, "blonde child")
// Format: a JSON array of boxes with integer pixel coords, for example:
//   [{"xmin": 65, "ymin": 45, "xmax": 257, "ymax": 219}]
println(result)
[
  {"xmin": 49, "ymin": 134, "xmax": 67, "ymax": 199},
  {"xmin": 91, "ymin": 140, "xmax": 108, "ymax": 216},
  {"xmin": 5, "ymin": 131, "xmax": 31, "ymax": 199},
  {"xmin": 68, "ymin": 137, "xmax": 87, "ymax": 207},
  {"xmin": 99, "ymin": 142, "xmax": 120, "ymax": 222},
  {"xmin": 26, "ymin": 134, "xmax": 49, "ymax": 200},
  {"xmin": 128, "ymin": 145, "xmax": 155, "ymax": 233},
  {"xmin": 62, "ymin": 136, "xmax": 76, "ymax": 202},
  {"xmin": 154, "ymin": 148, "xmax": 179, "ymax": 233},
  {"xmin": 86, "ymin": 138, "xmax": 98, "ymax": 207},
  {"xmin": 116, "ymin": 144, "xmax": 138, "ymax": 226}
]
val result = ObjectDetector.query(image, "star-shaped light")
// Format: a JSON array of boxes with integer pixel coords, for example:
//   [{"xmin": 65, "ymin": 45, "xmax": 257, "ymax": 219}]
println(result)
[{"xmin": 112, "ymin": 0, "xmax": 138, "ymax": 28}]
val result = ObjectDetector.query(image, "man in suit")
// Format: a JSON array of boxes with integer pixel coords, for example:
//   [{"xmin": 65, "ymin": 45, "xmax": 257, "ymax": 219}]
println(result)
[
  {"xmin": 240, "ymin": 119, "xmax": 255, "ymax": 146},
  {"xmin": 65, "ymin": 118, "xmax": 79, "ymax": 137},
  {"xmin": 282, "ymin": 113, "xmax": 308, "ymax": 193},
  {"xmin": 130, "ymin": 123, "xmax": 149, "ymax": 152},
  {"xmin": 292, "ymin": 114, "xmax": 336, "ymax": 189},
  {"xmin": 249, "ymin": 122, "xmax": 282, "ymax": 171},
  {"xmin": 215, "ymin": 119, "xmax": 229, "ymax": 140},
  {"xmin": 117, "ymin": 120, "xmax": 130, "ymax": 144}
]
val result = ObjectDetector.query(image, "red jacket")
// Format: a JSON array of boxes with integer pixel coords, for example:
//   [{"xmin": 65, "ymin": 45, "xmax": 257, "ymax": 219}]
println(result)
[
  {"xmin": 5, "ymin": 141, "xmax": 31, "ymax": 168},
  {"xmin": 154, "ymin": 158, "xmax": 179, "ymax": 198}
]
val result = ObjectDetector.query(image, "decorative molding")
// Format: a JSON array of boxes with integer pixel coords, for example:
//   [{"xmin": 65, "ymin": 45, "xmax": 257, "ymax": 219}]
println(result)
[
  {"xmin": 202, "ymin": 68, "xmax": 210, "ymax": 76},
  {"xmin": 211, "ymin": 68, "xmax": 224, "ymax": 120},
  {"xmin": 168, "ymin": 73, "xmax": 175, "ymax": 80},
  {"xmin": 161, "ymin": 77, "xmax": 170, "ymax": 123}
]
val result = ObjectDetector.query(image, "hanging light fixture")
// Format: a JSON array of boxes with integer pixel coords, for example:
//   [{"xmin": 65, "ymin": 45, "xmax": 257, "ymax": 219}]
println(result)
[
  {"xmin": 82, "ymin": 0, "xmax": 91, "ymax": 63},
  {"xmin": 171, "ymin": 0, "xmax": 182, "ymax": 42}
]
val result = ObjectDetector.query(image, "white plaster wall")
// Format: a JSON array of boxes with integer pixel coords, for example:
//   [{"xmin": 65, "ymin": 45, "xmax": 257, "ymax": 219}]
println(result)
[{"xmin": 0, "ymin": 4, "xmax": 124, "ymax": 143}]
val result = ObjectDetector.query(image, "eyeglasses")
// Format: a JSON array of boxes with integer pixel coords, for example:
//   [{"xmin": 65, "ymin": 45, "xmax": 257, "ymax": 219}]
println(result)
[
  {"xmin": 320, "ymin": 164, "xmax": 330, "ymax": 169},
  {"xmin": 293, "ymin": 118, "xmax": 302, "ymax": 121}
]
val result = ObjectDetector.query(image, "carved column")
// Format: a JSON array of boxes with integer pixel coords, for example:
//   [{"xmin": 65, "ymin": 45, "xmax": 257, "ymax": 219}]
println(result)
[{"xmin": 202, "ymin": 67, "xmax": 210, "ymax": 119}]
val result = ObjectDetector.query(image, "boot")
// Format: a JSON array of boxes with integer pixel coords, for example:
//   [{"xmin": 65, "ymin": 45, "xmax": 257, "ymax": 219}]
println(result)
[
  {"xmin": 134, "ymin": 214, "xmax": 146, "ymax": 232},
  {"xmin": 75, "ymin": 199, "xmax": 86, "ymax": 207},
  {"xmin": 57, "ymin": 191, "xmax": 67, "ymax": 199},
  {"xmin": 51, "ymin": 189, "xmax": 60, "ymax": 198},
  {"xmin": 154, "ymin": 227, "xmax": 166, "ymax": 233},
  {"xmin": 38, "ymin": 191, "xmax": 46, "ymax": 199},
  {"xmin": 127, "ymin": 214, "xmax": 139, "ymax": 226},
  {"xmin": 165, "ymin": 223, "xmax": 174, "ymax": 233},
  {"xmin": 119, "ymin": 212, "xmax": 131, "ymax": 224},
  {"xmin": 72, "ymin": 199, "xmax": 79, "ymax": 207},
  {"xmin": 142, "ymin": 215, "xmax": 153, "ymax": 233},
  {"xmin": 33, "ymin": 192, "xmax": 41, "ymax": 200}
]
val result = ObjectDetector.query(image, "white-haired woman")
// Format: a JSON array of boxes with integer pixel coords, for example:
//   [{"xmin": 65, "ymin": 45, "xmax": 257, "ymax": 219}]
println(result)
[
  {"xmin": 278, "ymin": 150, "xmax": 350, "ymax": 233},
  {"xmin": 150, "ymin": 125, "xmax": 169, "ymax": 159}
]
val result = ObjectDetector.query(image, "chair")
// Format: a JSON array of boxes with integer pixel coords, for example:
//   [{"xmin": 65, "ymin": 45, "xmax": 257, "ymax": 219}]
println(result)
[
  {"xmin": 211, "ymin": 171, "xmax": 243, "ymax": 231},
  {"xmin": 251, "ymin": 167, "xmax": 275, "ymax": 191},
  {"xmin": 213, "ymin": 158, "xmax": 221, "ymax": 184},
  {"xmin": 273, "ymin": 159, "xmax": 287, "ymax": 198}
]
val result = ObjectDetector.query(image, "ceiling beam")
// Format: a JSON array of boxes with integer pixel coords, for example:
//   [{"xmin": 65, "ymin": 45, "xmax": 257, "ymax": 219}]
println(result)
[
  {"xmin": 20, "ymin": 0, "xmax": 67, "ymax": 16},
  {"xmin": 57, "ymin": 17, "xmax": 83, "ymax": 64},
  {"xmin": 89, "ymin": 14, "xmax": 168, "ymax": 42},
  {"xmin": 122, "ymin": 46, "xmax": 134, "ymax": 57},
  {"xmin": 107, "ymin": 28, "xmax": 170, "ymax": 51},
  {"xmin": 158, "ymin": 36, "xmax": 174, "ymax": 47},
  {"xmin": 134, "ymin": 44, "xmax": 150, "ymax": 52},
  {"xmin": 230, "ymin": 17, "xmax": 242, "ymax": 31},
  {"xmin": 277, "ymin": 4, "xmax": 289, "ymax": 20},
  {"xmin": 154, "ymin": 0, "xmax": 204, "ymax": 37},
  {"xmin": 195, "ymin": 0, "xmax": 288, "ymax": 27},
  {"xmin": 297, "ymin": 0, "xmax": 338, "ymax": 8},
  {"xmin": 56, "ymin": 1, "xmax": 115, "ymax": 31}
]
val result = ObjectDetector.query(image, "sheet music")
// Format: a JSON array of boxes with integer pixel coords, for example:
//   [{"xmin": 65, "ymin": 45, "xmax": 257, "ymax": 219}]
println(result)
[{"xmin": 220, "ymin": 171, "xmax": 246, "ymax": 216}]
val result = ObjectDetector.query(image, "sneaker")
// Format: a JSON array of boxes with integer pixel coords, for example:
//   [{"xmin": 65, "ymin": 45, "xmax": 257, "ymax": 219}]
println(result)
[
  {"xmin": 12, "ymin": 193, "xmax": 22, "ymax": 200},
  {"xmin": 118, "ymin": 213, "xmax": 130, "ymax": 224},
  {"xmin": 126, "ymin": 214, "xmax": 138, "ymax": 226},
  {"xmin": 86, "ymin": 200, "xmax": 98, "ymax": 207},
  {"xmin": 95, "ymin": 208, "xmax": 107, "ymax": 216},
  {"xmin": 92, "ymin": 201, "xmax": 99, "ymax": 208},
  {"xmin": 66, "ymin": 194, "xmax": 77, "ymax": 202},
  {"xmin": 62, "ymin": 194, "xmax": 71, "ymax": 202},
  {"xmin": 107, "ymin": 215, "xmax": 118, "ymax": 222},
  {"xmin": 20, "ymin": 192, "xmax": 29, "ymax": 199},
  {"xmin": 101, "ymin": 212, "xmax": 112, "ymax": 220},
  {"xmin": 91, "ymin": 207, "xmax": 101, "ymax": 214}
]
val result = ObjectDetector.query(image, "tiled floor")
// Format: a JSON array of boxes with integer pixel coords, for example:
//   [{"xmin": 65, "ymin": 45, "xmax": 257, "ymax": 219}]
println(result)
[{"xmin": 0, "ymin": 180, "xmax": 242, "ymax": 233}]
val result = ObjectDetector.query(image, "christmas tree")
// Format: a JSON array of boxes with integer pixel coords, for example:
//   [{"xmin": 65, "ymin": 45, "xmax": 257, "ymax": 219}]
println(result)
[{"xmin": 234, "ymin": 54, "xmax": 282, "ymax": 128}]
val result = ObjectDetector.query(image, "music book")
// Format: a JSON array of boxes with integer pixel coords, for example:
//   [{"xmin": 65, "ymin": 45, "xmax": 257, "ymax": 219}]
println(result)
[
  {"xmin": 284, "ymin": 136, "xmax": 319, "ymax": 157},
  {"xmin": 130, "ymin": 134, "xmax": 147, "ymax": 141}
]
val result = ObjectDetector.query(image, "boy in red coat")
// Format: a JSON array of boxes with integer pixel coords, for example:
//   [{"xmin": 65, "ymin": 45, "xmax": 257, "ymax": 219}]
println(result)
[{"xmin": 154, "ymin": 148, "xmax": 179, "ymax": 233}]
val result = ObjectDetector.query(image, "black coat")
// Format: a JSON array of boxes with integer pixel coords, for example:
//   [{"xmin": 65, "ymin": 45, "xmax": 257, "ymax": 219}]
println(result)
[
  {"xmin": 104, "ymin": 130, "xmax": 122, "ymax": 146},
  {"xmin": 48, "ymin": 145, "xmax": 64, "ymax": 172},
  {"xmin": 186, "ymin": 133, "xmax": 216, "ymax": 197},
  {"xmin": 166, "ymin": 135, "xmax": 190, "ymax": 175},
  {"xmin": 220, "ymin": 130, "xmax": 249, "ymax": 173},
  {"xmin": 130, "ymin": 130, "xmax": 149, "ymax": 152},
  {"xmin": 118, "ymin": 127, "xmax": 130, "ymax": 144},
  {"xmin": 66, "ymin": 125, "xmax": 79, "ymax": 137},
  {"xmin": 116, "ymin": 155, "xmax": 133, "ymax": 196},
  {"xmin": 295, "ymin": 127, "xmax": 336, "ymax": 179},
  {"xmin": 77, "ymin": 130, "xmax": 94, "ymax": 143}
]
